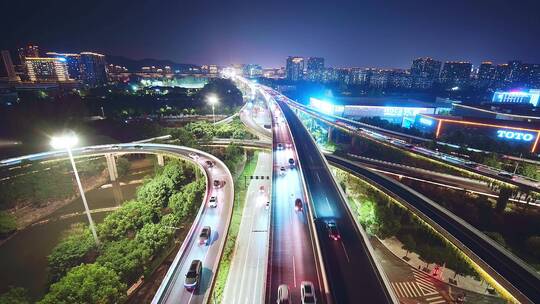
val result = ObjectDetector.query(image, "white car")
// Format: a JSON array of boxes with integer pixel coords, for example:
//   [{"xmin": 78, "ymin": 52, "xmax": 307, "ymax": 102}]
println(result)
[
  {"xmin": 188, "ymin": 152, "xmax": 199, "ymax": 160},
  {"xmin": 279, "ymin": 166, "xmax": 286, "ymax": 176},
  {"xmin": 209, "ymin": 196, "xmax": 217, "ymax": 208},
  {"xmin": 301, "ymin": 281, "xmax": 317, "ymax": 304}
]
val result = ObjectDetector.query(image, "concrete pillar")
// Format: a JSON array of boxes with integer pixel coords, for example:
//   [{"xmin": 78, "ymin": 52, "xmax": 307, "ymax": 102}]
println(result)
[
  {"xmin": 105, "ymin": 153, "xmax": 118, "ymax": 182},
  {"xmin": 327, "ymin": 126, "xmax": 334, "ymax": 143},
  {"xmin": 111, "ymin": 181, "xmax": 124, "ymax": 205},
  {"xmin": 157, "ymin": 154, "xmax": 165, "ymax": 166}
]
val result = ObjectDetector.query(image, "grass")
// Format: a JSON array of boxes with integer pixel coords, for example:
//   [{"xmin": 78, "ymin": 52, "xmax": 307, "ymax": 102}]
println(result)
[{"xmin": 211, "ymin": 151, "xmax": 259, "ymax": 303}]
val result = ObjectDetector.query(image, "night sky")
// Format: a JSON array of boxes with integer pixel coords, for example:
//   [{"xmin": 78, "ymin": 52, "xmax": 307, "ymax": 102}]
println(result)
[{"xmin": 2, "ymin": 0, "xmax": 539, "ymax": 68}]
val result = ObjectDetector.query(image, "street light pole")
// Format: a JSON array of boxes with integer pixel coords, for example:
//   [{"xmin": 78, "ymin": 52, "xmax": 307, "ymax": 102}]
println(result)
[
  {"xmin": 212, "ymin": 103, "xmax": 216, "ymax": 124},
  {"xmin": 207, "ymin": 94, "xmax": 219, "ymax": 125},
  {"xmin": 52, "ymin": 134, "xmax": 99, "ymax": 245}
]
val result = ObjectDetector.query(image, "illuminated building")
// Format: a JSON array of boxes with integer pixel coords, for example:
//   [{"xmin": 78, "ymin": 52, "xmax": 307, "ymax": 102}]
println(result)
[
  {"xmin": 414, "ymin": 114, "xmax": 540, "ymax": 152},
  {"xmin": 350, "ymin": 68, "xmax": 373, "ymax": 86},
  {"xmin": 310, "ymin": 97, "xmax": 451, "ymax": 128},
  {"xmin": 476, "ymin": 61, "xmax": 495, "ymax": 88},
  {"xmin": 440, "ymin": 61, "xmax": 472, "ymax": 88},
  {"xmin": 25, "ymin": 57, "xmax": 69, "ymax": 82},
  {"xmin": 508, "ymin": 60, "xmax": 524, "ymax": 84},
  {"xmin": 0, "ymin": 50, "xmax": 21, "ymax": 82},
  {"xmin": 80, "ymin": 52, "xmax": 107, "ymax": 87},
  {"xmin": 410, "ymin": 57, "xmax": 441, "ymax": 89},
  {"xmin": 286, "ymin": 56, "xmax": 304, "ymax": 81},
  {"xmin": 164, "ymin": 66, "xmax": 172, "ymax": 75},
  {"xmin": 492, "ymin": 89, "xmax": 540, "ymax": 107},
  {"xmin": 522, "ymin": 63, "xmax": 540, "ymax": 88},
  {"xmin": 243, "ymin": 64, "xmax": 262, "ymax": 78},
  {"xmin": 493, "ymin": 63, "xmax": 510, "ymax": 87},
  {"xmin": 46, "ymin": 52, "xmax": 81, "ymax": 80},
  {"xmin": 305, "ymin": 57, "xmax": 324, "ymax": 81},
  {"xmin": 321, "ymin": 67, "xmax": 338, "ymax": 83},
  {"xmin": 18, "ymin": 45, "xmax": 40, "ymax": 63},
  {"xmin": 208, "ymin": 64, "xmax": 219, "ymax": 75}
]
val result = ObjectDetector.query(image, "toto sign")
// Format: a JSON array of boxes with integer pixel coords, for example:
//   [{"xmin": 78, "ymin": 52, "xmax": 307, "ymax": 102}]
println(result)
[{"xmin": 496, "ymin": 130, "xmax": 535, "ymax": 142}]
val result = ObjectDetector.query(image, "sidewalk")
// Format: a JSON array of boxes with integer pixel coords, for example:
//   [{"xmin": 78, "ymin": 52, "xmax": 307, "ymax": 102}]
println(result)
[{"xmin": 379, "ymin": 236, "xmax": 497, "ymax": 296}]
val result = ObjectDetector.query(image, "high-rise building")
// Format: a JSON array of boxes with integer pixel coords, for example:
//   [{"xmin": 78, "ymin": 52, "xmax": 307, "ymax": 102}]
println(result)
[
  {"xmin": 0, "ymin": 50, "xmax": 21, "ymax": 82},
  {"xmin": 25, "ymin": 57, "xmax": 69, "ymax": 82},
  {"xmin": 17, "ymin": 45, "xmax": 40, "ymax": 63},
  {"xmin": 243, "ymin": 64, "xmax": 262, "ymax": 78},
  {"xmin": 208, "ymin": 64, "xmax": 219, "ymax": 75},
  {"xmin": 477, "ymin": 61, "xmax": 495, "ymax": 88},
  {"xmin": 305, "ymin": 57, "xmax": 324, "ymax": 81},
  {"xmin": 410, "ymin": 57, "xmax": 441, "ymax": 89},
  {"xmin": 321, "ymin": 67, "xmax": 338, "ymax": 83},
  {"xmin": 522, "ymin": 64, "xmax": 540, "ymax": 88},
  {"xmin": 440, "ymin": 61, "xmax": 472, "ymax": 88},
  {"xmin": 508, "ymin": 60, "xmax": 524, "ymax": 84},
  {"xmin": 350, "ymin": 68, "xmax": 373, "ymax": 86},
  {"xmin": 286, "ymin": 56, "xmax": 304, "ymax": 81},
  {"xmin": 46, "ymin": 52, "xmax": 81, "ymax": 80},
  {"xmin": 493, "ymin": 64, "xmax": 511, "ymax": 88},
  {"xmin": 79, "ymin": 52, "xmax": 107, "ymax": 87}
]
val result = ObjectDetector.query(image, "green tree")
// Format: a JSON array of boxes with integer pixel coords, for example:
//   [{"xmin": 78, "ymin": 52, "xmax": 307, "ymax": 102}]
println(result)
[
  {"xmin": 482, "ymin": 154, "xmax": 502, "ymax": 169},
  {"xmin": 0, "ymin": 287, "xmax": 30, "ymax": 304},
  {"xmin": 520, "ymin": 163, "xmax": 540, "ymax": 180},
  {"xmin": 98, "ymin": 200, "xmax": 157, "ymax": 241},
  {"xmin": 0, "ymin": 211, "xmax": 17, "ymax": 236},
  {"xmin": 96, "ymin": 239, "xmax": 150, "ymax": 284},
  {"xmin": 116, "ymin": 157, "xmax": 131, "ymax": 178},
  {"xmin": 401, "ymin": 234, "xmax": 416, "ymax": 258},
  {"xmin": 135, "ymin": 223, "xmax": 173, "ymax": 256},
  {"xmin": 47, "ymin": 228, "xmax": 97, "ymax": 283},
  {"xmin": 39, "ymin": 264, "xmax": 126, "ymax": 304},
  {"xmin": 136, "ymin": 175, "xmax": 175, "ymax": 209}
]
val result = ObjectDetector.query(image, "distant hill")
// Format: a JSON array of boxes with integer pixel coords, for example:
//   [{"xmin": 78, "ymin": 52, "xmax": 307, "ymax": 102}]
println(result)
[{"xmin": 106, "ymin": 55, "xmax": 199, "ymax": 72}]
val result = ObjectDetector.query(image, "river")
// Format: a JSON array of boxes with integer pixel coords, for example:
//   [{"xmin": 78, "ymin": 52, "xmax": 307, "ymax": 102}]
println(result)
[{"xmin": 0, "ymin": 158, "xmax": 156, "ymax": 300}]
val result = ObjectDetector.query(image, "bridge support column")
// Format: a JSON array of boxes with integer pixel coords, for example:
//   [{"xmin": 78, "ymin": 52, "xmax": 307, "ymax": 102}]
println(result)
[
  {"xmin": 327, "ymin": 126, "xmax": 334, "ymax": 143},
  {"xmin": 105, "ymin": 154, "xmax": 118, "ymax": 182},
  {"xmin": 157, "ymin": 154, "xmax": 165, "ymax": 166}
]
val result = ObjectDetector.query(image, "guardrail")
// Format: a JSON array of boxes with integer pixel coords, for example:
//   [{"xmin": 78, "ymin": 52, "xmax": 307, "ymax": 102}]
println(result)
[{"xmin": 327, "ymin": 154, "xmax": 540, "ymax": 304}]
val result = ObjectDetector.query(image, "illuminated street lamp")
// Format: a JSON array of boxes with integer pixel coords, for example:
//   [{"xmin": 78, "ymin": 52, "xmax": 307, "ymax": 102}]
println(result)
[
  {"xmin": 51, "ymin": 133, "xmax": 99, "ymax": 245},
  {"xmin": 207, "ymin": 94, "xmax": 219, "ymax": 124}
]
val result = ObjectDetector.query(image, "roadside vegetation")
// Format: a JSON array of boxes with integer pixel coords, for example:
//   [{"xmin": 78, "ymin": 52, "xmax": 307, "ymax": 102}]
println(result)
[
  {"xmin": 211, "ymin": 150, "xmax": 258, "ymax": 303},
  {"xmin": 0, "ymin": 159, "xmax": 204, "ymax": 303},
  {"xmin": 399, "ymin": 178, "xmax": 540, "ymax": 270},
  {"xmin": 334, "ymin": 169, "xmax": 478, "ymax": 279}
]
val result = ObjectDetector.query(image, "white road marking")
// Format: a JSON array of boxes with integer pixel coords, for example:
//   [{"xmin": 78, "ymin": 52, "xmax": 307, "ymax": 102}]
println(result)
[
  {"xmin": 292, "ymin": 255, "xmax": 297, "ymax": 287},
  {"xmin": 316, "ymin": 172, "xmax": 321, "ymax": 182},
  {"xmin": 340, "ymin": 241, "xmax": 351, "ymax": 263},
  {"xmin": 325, "ymin": 196, "xmax": 332, "ymax": 213}
]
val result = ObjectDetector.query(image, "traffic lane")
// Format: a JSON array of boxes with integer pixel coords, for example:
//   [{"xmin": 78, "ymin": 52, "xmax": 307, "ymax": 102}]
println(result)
[
  {"xmin": 161, "ymin": 157, "xmax": 233, "ymax": 304},
  {"xmin": 281, "ymin": 101, "xmax": 394, "ymax": 303},
  {"xmin": 328, "ymin": 156, "xmax": 540, "ymax": 303}
]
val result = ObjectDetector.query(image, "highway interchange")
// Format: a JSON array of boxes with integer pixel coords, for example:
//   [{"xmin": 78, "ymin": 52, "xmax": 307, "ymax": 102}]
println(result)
[{"xmin": 3, "ymin": 76, "xmax": 540, "ymax": 304}]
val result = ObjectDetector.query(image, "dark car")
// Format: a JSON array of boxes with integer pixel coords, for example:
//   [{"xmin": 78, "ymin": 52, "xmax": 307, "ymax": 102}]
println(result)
[
  {"xmin": 498, "ymin": 171, "xmax": 514, "ymax": 179},
  {"xmin": 184, "ymin": 260, "xmax": 202, "ymax": 290},
  {"xmin": 288, "ymin": 158, "xmax": 295, "ymax": 167},
  {"xmin": 205, "ymin": 160, "xmax": 214, "ymax": 168},
  {"xmin": 213, "ymin": 180, "xmax": 222, "ymax": 188},
  {"xmin": 199, "ymin": 226, "xmax": 211, "ymax": 245},
  {"xmin": 133, "ymin": 145, "xmax": 143, "ymax": 149},
  {"xmin": 326, "ymin": 221, "xmax": 341, "ymax": 241},
  {"xmin": 294, "ymin": 198, "xmax": 303, "ymax": 211}
]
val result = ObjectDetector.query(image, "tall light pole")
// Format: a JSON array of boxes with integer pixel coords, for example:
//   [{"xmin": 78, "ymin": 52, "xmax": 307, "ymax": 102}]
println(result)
[
  {"xmin": 207, "ymin": 94, "xmax": 219, "ymax": 124},
  {"xmin": 51, "ymin": 133, "xmax": 100, "ymax": 245}
]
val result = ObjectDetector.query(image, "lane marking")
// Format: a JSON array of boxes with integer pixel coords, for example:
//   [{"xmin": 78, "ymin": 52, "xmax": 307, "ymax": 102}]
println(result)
[
  {"xmin": 316, "ymin": 171, "xmax": 321, "ymax": 182},
  {"xmin": 325, "ymin": 196, "xmax": 332, "ymax": 213},
  {"xmin": 292, "ymin": 255, "xmax": 297, "ymax": 287},
  {"xmin": 340, "ymin": 241, "xmax": 351, "ymax": 263}
]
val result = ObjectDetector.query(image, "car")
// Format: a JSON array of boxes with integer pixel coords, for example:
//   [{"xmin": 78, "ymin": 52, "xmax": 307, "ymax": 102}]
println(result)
[
  {"xmin": 265, "ymin": 201, "xmax": 270, "ymax": 210},
  {"xmin": 205, "ymin": 160, "xmax": 214, "ymax": 168},
  {"xmin": 259, "ymin": 185, "xmax": 265, "ymax": 193},
  {"xmin": 264, "ymin": 124, "xmax": 271, "ymax": 129},
  {"xmin": 213, "ymin": 180, "xmax": 222, "ymax": 188},
  {"xmin": 111, "ymin": 145, "xmax": 121, "ymax": 150},
  {"xmin": 209, "ymin": 196, "xmax": 218, "ymax": 208},
  {"xmin": 133, "ymin": 145, "xmax": 143, "ymax": 149},
  {"xmin": 464, "ymin": 161, "xmax": 477, "ymax": 168},
  {"xmin": 199, "ymin": 226, "xmax": 211, "ymax": 245},
  {"xmin": 294, "ymin": 198, "xmax": 303, "ymax": 211},
  {"xmin": 405, "ymin": 144, "xmax": 415, "ymax": 149},
  {"xmin": 184, "ymin": 259, "xmax": 202, "ymax": 290},
  {"xmin": 498, "ymin": 172, "xmax": 514, "ymax": 179},
  {"xmin": 300, "ymin": 281, "xmax": 317, "ymax": 304},
  {"xmin": 277, "ymin": 143, "xmax": 284, "ymax": 150},
  {"xmin": 276, "ymin": 284, "xmax": 291, "ymax": 304},
  {"xmin": 288, "ymin": 158, "xmax": 295, "ymax": 167},
  {"xmin": 279, "ymin": 166, "xmax": 286, "ymax": 176},
  {"xmin": 326, "ymin": 221, "xmax": 341, "ymax": 241},
  {"xmin": 188, "ymin": 152, "xmax": 199, "ymax": 160}
]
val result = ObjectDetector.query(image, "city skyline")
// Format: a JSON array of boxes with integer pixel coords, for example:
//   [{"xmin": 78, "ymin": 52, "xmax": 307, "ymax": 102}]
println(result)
[{"xmin": 2, "ymin": 0, "xmax": 540, "ymax": 68}]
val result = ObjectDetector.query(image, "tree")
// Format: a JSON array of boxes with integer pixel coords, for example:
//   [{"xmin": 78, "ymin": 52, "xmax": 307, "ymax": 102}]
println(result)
[
  {"xmin": 0, "ymin": 287, "xmax": 30, "ymax": 304},
  {"xmin": 0, "ymin": 211, "xmax": 17, "ymax": 236},
  {"xmin": 47, "ymin": 228, "xmax": 97, "ymax": 283},
  {"xmin": 39, "ymin": 264, "xmax": 126, "ymax": 304},
  {"xmin": 98, "ymin": 200, "xmax": 157, "ymax": 241},
  {"xmin": 135, "ymin": 223, "xmax": 173, "ymax": 256},
  {"xmin": 496, "ymin": 187, "xmax": 512, "ymax": 213},
  {"xmin": 136, "ymin": 175, "xmax": 175, "ymax": 209},
  {"xmin": 116, "ymin": 157, "xmax": 131, "ymax": 178},
  {"xmin": 96, "ymin": 239, "xmax": 150, "ymax": 284},
  {"xmin": 401, "ymin": 234, "xmax": 416, "ymax": 258}
]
